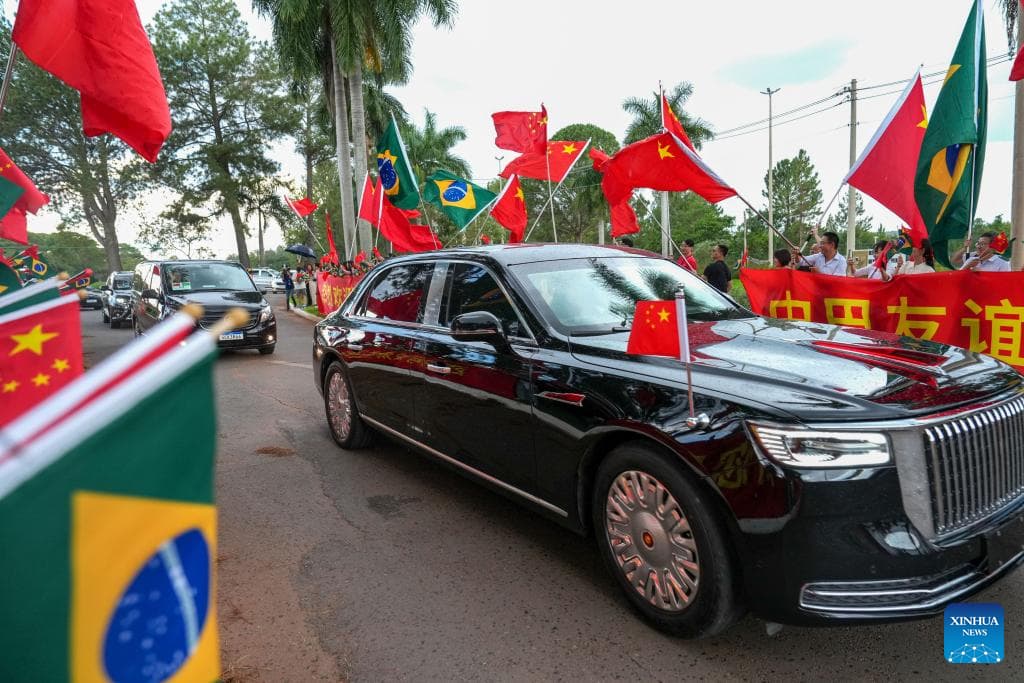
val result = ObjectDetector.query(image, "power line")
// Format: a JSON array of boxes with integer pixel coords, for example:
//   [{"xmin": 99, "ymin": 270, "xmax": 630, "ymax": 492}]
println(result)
[{"xmin": 713, "ymin": 98, "xmax": 849, "ymax": 141}]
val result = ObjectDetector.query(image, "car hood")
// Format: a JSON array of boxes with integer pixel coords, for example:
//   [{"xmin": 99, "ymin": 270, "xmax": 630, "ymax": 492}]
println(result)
[
  {"xmin": 167, "ymin": 289, "xmax": 264, "ymax": 310},
  {"xmin": 569, "ymin": 316, "xmax": 1022, "ymax": 421}
]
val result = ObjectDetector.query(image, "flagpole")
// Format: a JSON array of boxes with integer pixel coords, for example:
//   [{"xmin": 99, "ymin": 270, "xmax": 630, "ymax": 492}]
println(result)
[
  {"xmin": 544, "ymin": 146, "xmax": 557, "ymax": 242},
  {"xmin": 390, "ymin": 111, "xmax": 438, "ymax": 251},
  {"xmin": 0, "ymin": 45, "xmax": 18, "ymax": 119},
  {"xmin": 816, "ymin": 183, "xmax": 844, "ymax": 233},
  {"xmin": 283, "ymin": 192, "xmax": 326, "ymax": 251},
  {"xmin": 461, "ymin": 195, "xmax": 500, "ymax": 236},
  {"xmin": 736, "ymin": 192, "xmax": 814, "ymax": 266},
  {"xmin": 524, "ymin": 139, "xmax": 591, "ymax": 242}
]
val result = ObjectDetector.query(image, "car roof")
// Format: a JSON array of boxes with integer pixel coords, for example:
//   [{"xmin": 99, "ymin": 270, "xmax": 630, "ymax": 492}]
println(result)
[
  {"xmin": 141, "ymin": 259, "xmax": 243, "ymax": 267},
  {"xmin": 383, "ymin": 243, "xmax": 660, "ymax": 268}
]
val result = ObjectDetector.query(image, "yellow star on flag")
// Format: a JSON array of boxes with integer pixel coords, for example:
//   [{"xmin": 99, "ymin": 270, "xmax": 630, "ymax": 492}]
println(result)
[
  {"xmin": 657, "ymin": 142, "xmax": 674, "ymax": 160},
  {"xmin": 515, "ymin": 187, "xmax": 525, "ymax": 201},
  {"xmin": 377, "ymin": 149, "xmax": 397, "ymax": 165},
  {"xmin": 0, "ymin": 285, "xmax": 7, "ymax": 295},
  {"xmin": 10, "ymin": 324, "xmax": 59, "ymax": 356},
  {"xmin": 562, "ymin": 143, "xmax": 577, "ymax": 154},
  {"xmin": 52, "ymin": 358, "xmax": 71, "ymax": 373},
  {"xmin": 31, "ymin": 372, "xmax": 50, "ymax": 387},
  {"xmin": 2, "ymin": 379, "xmax": 18, "ymax": 393},
  {"xmin": 917, "ymin": 105, "xmax": 928, "ymax": 130},
  {"xmin": 657, "ymin": 308, "xmax": 671, "ymax": 323},
  {"xmin": 943, "ymin": 64, "xmax": 961, "ymax": 85}
]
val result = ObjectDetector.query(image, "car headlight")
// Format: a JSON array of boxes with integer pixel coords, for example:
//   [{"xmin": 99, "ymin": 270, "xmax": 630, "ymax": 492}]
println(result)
[
  {"xmin": 259, "ymin": 305, "xmax": 274, "ymax": 323},
  {"xmin": 747, "ymin": 423, "xmax": 891, "ymax": 468}
]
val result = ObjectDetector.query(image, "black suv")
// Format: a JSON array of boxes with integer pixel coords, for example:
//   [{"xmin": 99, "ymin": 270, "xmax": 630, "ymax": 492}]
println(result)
[
  {"xmin": 101, "ymin": 270, "xmax": 134, "ymax": 328},
  {"xmin": 131, "ymin": 259, "xmax": 277, "ymax": 354}
]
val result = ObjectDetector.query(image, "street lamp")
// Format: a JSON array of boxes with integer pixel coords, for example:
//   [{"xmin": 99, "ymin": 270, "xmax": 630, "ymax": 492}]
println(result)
[{"xmin": 761, "ymin": 87, "xmax": 780, "ymax": 260}]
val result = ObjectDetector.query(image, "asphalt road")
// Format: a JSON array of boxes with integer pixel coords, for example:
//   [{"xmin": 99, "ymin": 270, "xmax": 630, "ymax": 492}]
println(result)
[{"xmin": 80, "ymin": 301, "xmax": 1024, "ymax": 682}]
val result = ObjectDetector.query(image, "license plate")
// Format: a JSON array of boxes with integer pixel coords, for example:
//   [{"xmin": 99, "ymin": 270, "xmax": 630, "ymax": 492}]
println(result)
[{"xmin": 219, "ymin": 331, "xmax": 243, "ymax": 341}]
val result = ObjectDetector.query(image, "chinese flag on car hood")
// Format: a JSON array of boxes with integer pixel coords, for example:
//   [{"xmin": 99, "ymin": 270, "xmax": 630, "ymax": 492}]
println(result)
[{"xmin": 13, "ymin": 0, "xmax": 172, "ymax": 163}]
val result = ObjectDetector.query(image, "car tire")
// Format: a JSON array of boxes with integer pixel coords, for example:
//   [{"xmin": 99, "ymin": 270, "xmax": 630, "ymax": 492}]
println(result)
[
  {"xmin": 102, "ymin": 309, "xmax": 110, "ymax": 323},
  {"xmin": 323, "ymin": 361, "xmax": 373, "ymax": 449},
  {"xmin": 592, "ymin": 442, "xmax": 744, "ymax": 638},
  {"xmin": 258, "ymin": 345, "xmax": 275, "ymax": 355},
  {"xmin": 111, "ymin": 319, "xmax": 120, "ymax": 329}
]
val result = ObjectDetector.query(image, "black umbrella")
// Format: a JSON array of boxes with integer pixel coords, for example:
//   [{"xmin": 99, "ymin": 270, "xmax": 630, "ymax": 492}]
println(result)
[{"xmin": 285, "ymin": 244, "xmax": 317, "ymax": 259}]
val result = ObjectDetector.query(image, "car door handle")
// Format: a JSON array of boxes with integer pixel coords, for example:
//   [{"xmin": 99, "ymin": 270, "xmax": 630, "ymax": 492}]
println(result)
[
  {"xmin": 346, "ymin": 342, "xmax": 364, "ymax": 351},
  {"xmin": 426, "ymin": 363, "xmax": 451, "ymax": 375}
]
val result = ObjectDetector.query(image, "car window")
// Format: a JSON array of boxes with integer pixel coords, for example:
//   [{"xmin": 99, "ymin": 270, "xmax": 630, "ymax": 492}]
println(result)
[
  {"xmin": 359, "ymin": 264, "xmax": 431, "ymax": 324},
  {"xmin": 163, "ymin": 263, "xmax": 256, "ymax": 292},
  {"xmin": 112, "ymin": 276, "xmax": 131, "ymax": 290},
  {"xmin": 133, "ymin": 266, "xmax": 149, "ymax": 292},
  {"xmin": 442, "ymin": 263, "xmax": 524, "ymax": 338}
]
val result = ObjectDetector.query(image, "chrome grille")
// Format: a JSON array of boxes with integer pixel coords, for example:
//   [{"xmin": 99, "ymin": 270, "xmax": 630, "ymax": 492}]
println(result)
[
  {"xmin": 197, "ymin": 310, "xmax": 258, "ymax": 330},
  {"xmin": 923, "ymin": 396, "xmax": 1024, "ymax": 536}
]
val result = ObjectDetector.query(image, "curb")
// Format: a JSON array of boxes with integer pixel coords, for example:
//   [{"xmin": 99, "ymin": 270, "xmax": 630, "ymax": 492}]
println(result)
[{"xmin": 283, "ymin": 307, "xmax": 323, "ymax": 323}]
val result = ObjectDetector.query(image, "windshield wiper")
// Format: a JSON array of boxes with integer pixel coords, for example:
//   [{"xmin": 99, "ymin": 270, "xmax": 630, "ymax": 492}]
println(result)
[{"xmin": 571, "ymin": 326, "xmax": 631, "ymax": 337}]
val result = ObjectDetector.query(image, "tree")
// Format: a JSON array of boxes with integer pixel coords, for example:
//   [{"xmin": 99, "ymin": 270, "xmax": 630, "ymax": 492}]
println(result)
[
  {"xmin": 622, "ymin": 82, "xmax": 714, "ymax": 147},
  {"xmin": 522, "ymin": 123, "xmax": 619, "ymax": 244},
  {"xmin": 136, "ymin": 199, "xmax": 215, "ymax": 260},
  {"xmin": 0, "ymin": 23, "xmax": 144, "ymax": 272},
  {"xmin": 402, "ymin": 109, "xmax": 471, "ymax": 182},
  {"xmin": 635, "ymin": 192, "xmax": 735, "ymax": 257},
  {"xmin": 1, "ymin": 228, "xmax": 105, "ymax": 278},
  {"xmin": 762, "ymin": 149, "xmax": 822, "ymax": 245},
  {"xmin": 825, "ymin": 192, "xmax": 875, "ymax": 246},
  {"xmin": 151, "ymin": 0, "xmax": 291, "ymax": 269},
  {"xmin": 238, "ymin": 176, "xmax": 296, "ymax": 266}
]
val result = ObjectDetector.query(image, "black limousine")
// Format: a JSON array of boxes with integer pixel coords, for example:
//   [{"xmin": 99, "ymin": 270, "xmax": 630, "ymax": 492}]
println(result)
[{"xmin": 312, "ymin": 244, "xmax": 1024, "ymax": 638}]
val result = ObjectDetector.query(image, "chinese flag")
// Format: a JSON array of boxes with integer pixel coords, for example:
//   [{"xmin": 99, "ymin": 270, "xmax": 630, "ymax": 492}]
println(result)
[
  {"xmin": 601, "ymin": 132, "xmax": 736, "ymax": 205},
  {"xmin": 500, "ymin": 140, "xmax": 587, "ymax": 182},
  {"xmin": 322, "ymin": 212, "xmax": 340, "ymax": 265},
  {"xmin": 0, "ymin": 294, "xmax": 83, "ymax": 427},
  {"xmin": 378, "ymin": 186, "xmax": 441, "ymax": 253},
  {"xmin": 286, "ymin": 195, "xmax": 319, "ymax": 218},
  {"xmin": 1012, "ymin": 2, "xmax": 1024, "ymax": 80},
  {"xmin": 589, "ymin": 147, "xmax": 611, "ymax": 173},
  {"xmin": 844, "ymin": 71, "xmax": 928, "ymax": 241},
  {"xmin": 0, "ymin": 148, "xmax": 50, "ymax": 245},
  {"xmin": 489, "ymin": 175, "xmax": 527, "ymax": 243},
  {"xmin": 492, "ymin": 105, "xmax": 547, "ymax": 154},
  {"xmin": 13, "ymin": 0, "xmax": 172, "ymax": 163},
  {"xmin": 627, "ymin": 301, "xmax": 682, "ymax": 358},
  {"xmin": 357, "ymin": 174, "xmax": 379, "ymax": 224},
  {"xmin": 610, "ymin": 198, "xmax": 640, "ymax": 237},
  {"xmin": 661, "ymin": 92, "xmax": 696, "ymax": 150}
]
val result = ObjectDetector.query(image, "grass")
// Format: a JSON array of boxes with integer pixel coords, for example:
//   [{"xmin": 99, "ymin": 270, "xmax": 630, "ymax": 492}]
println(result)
[{"xmin": 301, "ymin": 304, "xmax": 321, "ymax": 317}]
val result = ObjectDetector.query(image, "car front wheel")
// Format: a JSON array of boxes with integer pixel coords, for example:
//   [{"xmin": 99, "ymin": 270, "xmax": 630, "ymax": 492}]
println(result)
[
  {"xmin": 592, "ymin": 442, "xmax": 744, "ymax": 638},
  {"xmin": 323, "ymin": 361, "xmax": 373, "ymax": 449}
]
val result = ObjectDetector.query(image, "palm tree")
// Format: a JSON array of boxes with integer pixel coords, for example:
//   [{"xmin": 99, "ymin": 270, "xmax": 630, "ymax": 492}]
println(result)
[
  {"xmin": 999, "ymin": 1, "xmax": 1024, "ymax": 271},
  {"xmin": 402, "ymin": 109, "xmax": 470, "ymax": 182},
  {"xmin": 622, "ymin": 82, "xmax": 714, "ymax": 147}
]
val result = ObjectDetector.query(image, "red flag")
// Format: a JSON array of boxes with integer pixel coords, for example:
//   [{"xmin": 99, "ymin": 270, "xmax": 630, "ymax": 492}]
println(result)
[
  {"xmin": 492, "ymin": 105, "xmax": 547, "ymax": 154},
  {"xmin": 626, "ymin": 300, "xmax": 688, "ymax": 359},
  {"xmin": 378, "ymin": 188, "xmax": 441, "ymax": 253},
  {"xmin": 0, "ymin": 148, "xmax": 50, "ymax": 244},
  {"xmin": 990, "ymin": 231, "xmax": 1010, "ymax": 254},
  {"xmin": 13, "ymin": 0, "xmax": 172, "ymax": 162},
  {"xmin": 872, "ymin": 242, "xmax": 893, "ymax": 271},
  {"xmin": 500, "ymin": 140, "xmax": 588, "ymax": 182},
  {"xmin": 0, "ymin": 294, "xmax": 84, "ymax": 427},
  {"xmin": 58, "ymin": 268, "xmax": 93, "ymax": 292},
  {"xmin": 601, "ymin": 132, "xmax": 736, "ymax": 206},
  {"xmin": 661, "ymin": 92, "xmax": 695, "ymax": 150},
  {"xmin": 1012, "ymin": 3, "xmax": 1024, "ymax": 81},
  {"xmin": 286, "ymin": 196, "xmax": 319, "ymax": 218},
  {"xmin": 589, "ymin": 147, "xmax": 611, "ymax": 173},
  {"xmin": 489, "ymin": 175, "xmax": 527, "ymax": 243},
  {"xmin": 844, "ymin": 72, "xmax": 928, "ymax": 240},
  {"xmin": 354, "ymin": 251, "xmax": 366, "ymax": 265},
  {"xmin": 321, "ymin": 212, "xmax": 340, "ymax": 265},
  {"xmin": 358, "ymin": 174, "xmax": 379, "ymax": 224},
  {"xmin": 610, "ymin": 199, "xmax": 640, "ymax": 237},
  {"xmin": 480, "ymin": 235, "xmax": 492, "ymax": 245},
  {"xmin": 372, "ymin": 246, "xmax": 383, "ymax": 260},
  {"xmin": 739, "ymin": 247, "xmax": 749, "ymax": 268}
]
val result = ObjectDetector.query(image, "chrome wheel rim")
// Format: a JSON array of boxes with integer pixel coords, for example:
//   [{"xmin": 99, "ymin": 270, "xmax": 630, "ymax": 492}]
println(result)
[
  {"xmin": 327, "ymin": 371, "xmax": 352, "ymax": 441},
  {"xmin": 605, "ymin": 470, "xmax": 700, "ymax": 612}
]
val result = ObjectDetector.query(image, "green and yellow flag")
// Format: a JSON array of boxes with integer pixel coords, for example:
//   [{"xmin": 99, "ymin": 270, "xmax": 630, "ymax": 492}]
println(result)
[
  {"xmin": 424, "ymin": 170, "xmax": 497, "ymax": 230},
  {"xmin": 0, "ymin": 261, "xmax": 22, "ymax": 296},
  {"xmin": 0, "ymin": 315, "xmax": 221, "ymax": 681},
  {"xmin": 376, "ymin": 116, "xmax": 420, "ymax": 210},
  {"xmin": 913, "ymin": 0, "xmax": 987, "ymax": 268}
]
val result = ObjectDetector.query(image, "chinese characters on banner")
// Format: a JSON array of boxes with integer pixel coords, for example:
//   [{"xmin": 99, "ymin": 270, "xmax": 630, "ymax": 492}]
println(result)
[
  {"xmin": 740, "ymin": 269, "xmax": 1024, "ymax": 373},
  {"xmin": 316, "ymin": 271, "xmax": 365, "ymax": 316}
]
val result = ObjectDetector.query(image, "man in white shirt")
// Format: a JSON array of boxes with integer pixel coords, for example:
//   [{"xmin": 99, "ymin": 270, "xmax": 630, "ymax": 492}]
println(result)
[
  {"xmin": 954, "ymin": 232, "xmax": 1011, "ymax": 272},
  {"xmin": 794, "ymin": 231, "xmax": 848, "ymax": 276},
  {"xmin": 850, "ymin": 240, "xmax": 902, "ymax": 279}
]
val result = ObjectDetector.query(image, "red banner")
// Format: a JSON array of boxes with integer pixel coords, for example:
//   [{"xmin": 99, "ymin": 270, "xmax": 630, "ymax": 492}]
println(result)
[
  {"xmin": 740, "ymin": 269, "xmax": 1024, "ymax": 372},
  {"xmin": 316, "ymin": 271, "xmax": 365, "ymax": 316}
]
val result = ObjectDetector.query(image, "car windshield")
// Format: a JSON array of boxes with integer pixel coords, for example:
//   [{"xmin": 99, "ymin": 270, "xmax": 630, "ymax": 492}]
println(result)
[
  {"xmin": 112, "ymin": 277, "xmax": 131, "ymax": 290},
  {"xmin": 164, "ymin": 263, "xmax": 255, "ymax": 292},
  {"xmin": 510, "ymin": 256, "xmax": 752, "ymax": 335}
]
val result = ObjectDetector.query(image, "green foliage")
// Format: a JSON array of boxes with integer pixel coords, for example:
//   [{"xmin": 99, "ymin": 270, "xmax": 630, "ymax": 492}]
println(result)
[
  {"xmin": 522, "ymin": 123, "xmax": 619, "ymax": 244},
  {"xmin": 762, "ymin": 149, "xmax": 822, "ymax": 245},
  {"xmin": 0, "ymin": 22, "xmax": 144, "ymax": 272},
  {"xmin": 824, "ymin": 192, "xmax": 881, "ymax": 251},
  {"xmin": 151, "ymin": 0, "xmax": 293, "ymax": 268},
  {"xmin": 622, "ymin": 82, "xmax": 713, "ymax": 147},
  {"xmin": 634, "ymin": 192, "xmax": 735, "ymax": 257},
  {"xmin": 136, "ymin": 199, "xmax": 215, "ymax": 260},
  {"xmin": 0, "ymin": 230, "xmax": 146, "ymax": 280}
]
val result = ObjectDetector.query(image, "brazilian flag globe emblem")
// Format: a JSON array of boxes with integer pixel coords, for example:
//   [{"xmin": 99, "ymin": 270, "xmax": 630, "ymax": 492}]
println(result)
[{"xmin": 424, "ymin": 170, "xmax": 497, "ymax": 230}]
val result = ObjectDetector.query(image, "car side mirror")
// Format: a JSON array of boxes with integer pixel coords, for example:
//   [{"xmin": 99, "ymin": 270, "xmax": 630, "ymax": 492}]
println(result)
[
  {"xmin": 450, "ymin": 311, "xmax": 510, "ymax": 352},
  {"xmin": 141, "ymin": 288, "xmax": 159, "ymax": 300},
  {"xmin": 101, "ymin": 286, "xmax": 111, "ymax": 292}
]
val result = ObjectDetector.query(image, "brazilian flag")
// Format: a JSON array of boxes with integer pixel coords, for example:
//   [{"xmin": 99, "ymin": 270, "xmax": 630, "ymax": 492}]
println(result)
[
  {"xmin": 0, "ymin": 276, "xmax": 60, "ymax": 315},
  {"xmin": 913, "ymin": 0, "xmax": 987, "ymax": 269},
  {"xmin": 0, "ymin": 261, "xmax": 22, "ymax": 297},
  {"xmin": 0, "ymin": 329, "xmax": 221, "ymax": 681},
  {"xmin": 376, "ymin": 116, "xmax": 420, "ymax": 210},
  {"xmin": 424, "ymin": 170, "xmax": 498, "ymax": 230}
]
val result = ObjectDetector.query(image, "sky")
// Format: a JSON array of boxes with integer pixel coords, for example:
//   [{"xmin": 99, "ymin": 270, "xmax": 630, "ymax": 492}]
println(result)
[{"xmin": 19, "ymin": 0, "xmax": 1024, "ymax": 258}]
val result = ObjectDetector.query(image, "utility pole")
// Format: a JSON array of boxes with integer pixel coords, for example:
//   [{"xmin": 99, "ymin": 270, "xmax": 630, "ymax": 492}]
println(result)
[
  {"xmin": 597, "ymin": 220, "xmax": 605, "ymax": 245},
  {"xmin": 1013, "ymin": 20, "xmax": 1024, "ymax": 272},
  {"xmin": 495, "ymin": 156, "xmax": 504, "ymax": 175},
  {"xmin": 847, "ymin": 78, "xmax": 858, "ymax": 257},
  {"xmin": 761, "ymin": 87, "xmax": 780, "ymax": 260}
]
